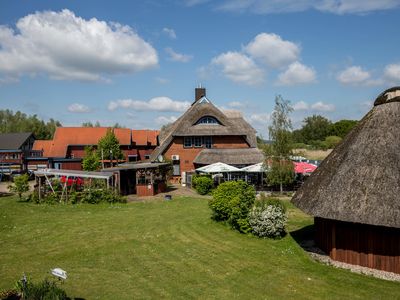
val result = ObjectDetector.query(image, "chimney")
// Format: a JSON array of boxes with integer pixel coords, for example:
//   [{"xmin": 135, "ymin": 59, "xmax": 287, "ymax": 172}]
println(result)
[{"xmin": 195, "ymin": 85, "xmax": 206, "ymax": 103}]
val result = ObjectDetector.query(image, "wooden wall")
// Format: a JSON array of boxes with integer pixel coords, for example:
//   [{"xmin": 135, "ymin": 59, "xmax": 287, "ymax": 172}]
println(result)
[{"xmin": 315, "ymin": 217, "xmax": 400, "ymax": 274}]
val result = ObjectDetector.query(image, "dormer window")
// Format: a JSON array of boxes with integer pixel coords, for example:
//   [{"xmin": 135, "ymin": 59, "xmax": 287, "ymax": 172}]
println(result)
[{"xmin": 195, "ymin": 116, "xmax": 220, "ymax": 125}]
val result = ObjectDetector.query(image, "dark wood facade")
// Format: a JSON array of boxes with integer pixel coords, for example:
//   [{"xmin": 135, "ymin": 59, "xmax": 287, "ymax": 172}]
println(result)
[{"xmin": 315, "ymin": 217, "xmax": 400, "ymax": 274}]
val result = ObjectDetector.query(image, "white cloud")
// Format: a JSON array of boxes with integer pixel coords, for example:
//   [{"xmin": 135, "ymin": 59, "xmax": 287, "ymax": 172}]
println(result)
[
  {"xmin": 108, "ymin": 97, "xmax": 190, "ymax": 112},
  {"xmin": 277, "ymin": 62, "xmax": 316, "ymax": 85},
  {"xmin": 165, "ymin": 47, "xmax": 193, "ymax": 63},
  {"xmin": 337, "ymin": 66, "xmax": 370, "ymax": 85},
  {"xmin": 244, "ymin": 33, "xmax": 300, "ymax": 68},
  {"xmin": 162, "ymin": 27, "xmax": 177, "ymax": 39},
  {"xmin": 384, "ymin": 63, "xmax": 400, "ymax": 83},
  {"xmin": 155, "ymin": 116, "xmax": 178, "ymax": 125},
  {"xmin": 311, "ymin": 101, "xmax": 335, "ymax": 112},
  {"xmin": 155, "ymin": 77, "xmax": 169, "ymax": 84},
  {"xmin": 217, "ymin": 0, "xmax": 400, "ymax": 15},
  {"xmin": 228, "ymin": 101, "xmax": 245, "ymax": 108},
  {"xmin": 293, "ymin": 101, "xmax": 309, "ymax": 111},
  {"xmin": 211, "ymin": 51, "xmax": 264, "ymax": 85},
  {"xmin": 0, "ymin": 9, "xmax": 158, "ymax": 81},
  {"xmin": 68, "ymin": 103, "xmax": 91, "ymax": 113},
  {"xmin": 248, "ymin": 113, "xmax": 270, "ymax": 124}
]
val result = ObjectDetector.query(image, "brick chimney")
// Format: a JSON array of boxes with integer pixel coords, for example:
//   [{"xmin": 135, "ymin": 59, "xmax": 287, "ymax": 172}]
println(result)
[{"xmin": 195, "ymin": 85, "xmax": 206, "ymax": 103}]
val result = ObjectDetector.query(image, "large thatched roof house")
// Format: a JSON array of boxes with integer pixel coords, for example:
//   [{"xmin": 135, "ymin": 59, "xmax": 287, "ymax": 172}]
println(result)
[
  {"xmin": 292, "ymin": 87, "xmax": 400, "ymax": 274},
  {"xmin": 150, "ymin": 87, "xmax": 263, "ymax": 180}
]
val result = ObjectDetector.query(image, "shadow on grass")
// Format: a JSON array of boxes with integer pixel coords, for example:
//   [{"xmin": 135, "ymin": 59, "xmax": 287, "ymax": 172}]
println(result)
[
  {"xmin": 0, "ymin": 192, "xmax": 13, "ymax": 197},
  {"xmin": 290, "ymin": 224, "xmax": 326, "ymax": 255}
]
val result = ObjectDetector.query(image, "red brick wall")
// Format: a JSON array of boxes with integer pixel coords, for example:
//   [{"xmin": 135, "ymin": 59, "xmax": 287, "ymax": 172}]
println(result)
[
  {"xmin": 163, "ymin": 136, "xmax": 249, "ymax": 175},
  {"xmin": 61, "ymin": 162, "xmax": 82, "ymax": 170},
  {"xmin": 68, "ymin": 145, "xmax": 155, "ymax": 161}
]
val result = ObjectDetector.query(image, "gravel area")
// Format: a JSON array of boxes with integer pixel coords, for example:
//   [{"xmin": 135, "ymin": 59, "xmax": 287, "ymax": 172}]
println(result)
[{"xmin": 300, "ymin": 239, "xmax": 400, "ymax": 282}]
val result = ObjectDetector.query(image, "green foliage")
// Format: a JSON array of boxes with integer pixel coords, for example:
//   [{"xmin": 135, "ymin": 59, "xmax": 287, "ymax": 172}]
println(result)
[
  {"xmin": 0, "ymin": 109, "xmax": 61, "ymax": 139},
  {"xmin": 330, "ymin": 119, "xmax": 358, "ymax": 138},
  {"xmin": 15, "ymin": 276, "xmax": 67, "ymax": 300},
  {"xmin": 192, "ymin": 175, "xmax": 213, "ymax": 195},
  {"xmin": 8, "ymin": 174, "xmax": 29, "ymax": 199},
  {"xmin": 324, "ymin": 135, "xmax": 342, "ymax": 149},
  {"xmin": 209, "ymin": 181, "xmax": 256, "ymax": 233},
  {"xmin": 300, "ymin": 115, "xmax": 332, "ymax": 143},
  {"xmin": 291, "ymin": 142, "xmax": 309, "ymax": 149},
  {"xmin": 266, "ymin": 160, "xmax": 295, "ymax": 188},
  {"xmin": 81, "ymin": 181, "xmax": 125, "ymax": 204},
  {"xmin": 82, "ymin": 146, "xmax": 101, "ymax": 171},
  {"xmin": 268, "ymin": 95, "xmax": 293, "ymax": 158},
  {"xmin": 267, "ymin": 95, "xmax": 294, "ymax": 193},
  {"xmin": 97, "ymin": 128, "xmax": 123, "ymax": 161}
]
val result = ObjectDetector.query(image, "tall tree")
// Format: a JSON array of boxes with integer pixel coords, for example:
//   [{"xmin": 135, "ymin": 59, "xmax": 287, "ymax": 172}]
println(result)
[
  {"xmin": 301, "ymin": 115, "xmax": 332, "ymax": 143},
  {"xmin": 0, "ymin": 109, "xmax": 61, "ymax": 139},
  {"xmin": 266, "ymin": 95, "xmax": 295, "ymax": 193},
  {"xmin": 97, "ymin": 129, "xmax": 123, "ymax": 167},
  {"xmin": 82, "ymin": 146, "xmax": 101, "ymax": 171}
]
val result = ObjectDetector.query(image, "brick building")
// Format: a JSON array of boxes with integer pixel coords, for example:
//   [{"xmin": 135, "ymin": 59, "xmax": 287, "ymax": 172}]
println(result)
[
  {"xmin": 32, "ymin": 127, "xmax": 159, "ymax": 170},
  {"xmin": 150, "ymin": 87, "xmax": 264, "ymax": 180}
]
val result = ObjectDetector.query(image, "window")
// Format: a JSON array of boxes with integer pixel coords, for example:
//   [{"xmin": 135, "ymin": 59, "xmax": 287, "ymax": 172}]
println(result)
[
  {"xmin": 184, "ymin": 137, "xmax": 193, "ymax": 148},
  {"xmin": 128, "ymin": 155, "xmax": 137, "ymax": 162},
  {"xmin": 204, "ymin": 136, "xmax": 213, "ymax": 149},
  {"xmin": 194, "ymin": 136, "xmax": 203, "ymax": 147},
  {"xmin": 195, "ymin": 116, "xmax": 220, "ymax": 125},
  {"xmin": 144, "ymin": 154, "xmax": 150, "ymax": 160}
]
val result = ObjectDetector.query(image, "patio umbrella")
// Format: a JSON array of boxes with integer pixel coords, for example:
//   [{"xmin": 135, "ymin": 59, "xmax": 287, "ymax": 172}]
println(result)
[
  {"xmin": 196, "ymin": 162, "xmax": 242, "ymax": 173},
  {"xmin": 293, "ymin": 162, "xmax": 317, "ymax": 174},
  {"xmin": 240, "ymin": 162, "xmax": 267, "ymax": 172}
]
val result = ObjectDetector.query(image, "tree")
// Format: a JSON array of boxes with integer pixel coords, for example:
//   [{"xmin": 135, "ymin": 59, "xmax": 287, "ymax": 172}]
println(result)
[
  {"xmin": 300, "ymin": 115, "xmax": 332, "ymax": 143},
  {"xmin": 330, "ymin": 119, "xmax": 358, "ymax": 138},
  {"xmin": 82, "ymin": 146, "xmax": 101, "ymax": 171},
  {"xmin": 97, "ymin": 128, "xmax": 123, "ymax": 166},
  {"xmin": 0, "ymin": 109, "xmax": 61, "ymax": 139},
  {"xmin": 267, "ymin": 95, "xmax": 294, "ymax": 193},
  {"xmin": 8, "ymin": 174, "xmax": 29, "ymax": 199}
]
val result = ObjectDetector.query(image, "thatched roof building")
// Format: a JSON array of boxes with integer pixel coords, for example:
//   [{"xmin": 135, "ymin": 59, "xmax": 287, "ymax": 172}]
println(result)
[
  {"xmin": 292, "ymin": 87, "xmax": 400, "ymax": 274},
  {"xmin": 150, "ymin": 87, "xmax": 262, "ymax": 180}
]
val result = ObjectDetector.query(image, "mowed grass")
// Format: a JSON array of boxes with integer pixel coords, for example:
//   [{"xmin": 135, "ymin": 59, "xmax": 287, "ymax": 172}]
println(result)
[{"xmin": 1, "ymin": 196, "xmax": 400, "ymax": 299}]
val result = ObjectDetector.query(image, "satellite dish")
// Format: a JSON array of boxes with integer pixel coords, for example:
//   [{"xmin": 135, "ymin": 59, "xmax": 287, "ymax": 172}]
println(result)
[{"xmin": 157, "ymin": 155, "xmax": 164, "ymax": 162}]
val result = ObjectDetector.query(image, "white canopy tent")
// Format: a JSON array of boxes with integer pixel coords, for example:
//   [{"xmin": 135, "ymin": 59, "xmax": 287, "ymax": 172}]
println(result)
[
  {"xmin": 240, "ymin": 162, "xmax": 268, "ymax": 173},
  {"xmin": 196, "ymin": 162, "xmax": 242, "ymax": 173}
]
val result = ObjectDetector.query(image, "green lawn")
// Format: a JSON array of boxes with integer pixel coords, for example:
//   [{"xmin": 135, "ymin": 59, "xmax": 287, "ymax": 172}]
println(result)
[{"xmin": 1, "ymin": 195, "xmax": 399, "ymax": 299}]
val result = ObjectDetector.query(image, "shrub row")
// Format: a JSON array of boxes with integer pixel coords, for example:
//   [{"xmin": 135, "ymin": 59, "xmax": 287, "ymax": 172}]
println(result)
[{"xmin": 192, "ymin": 175, "xmax": 213, "ymax": 195}]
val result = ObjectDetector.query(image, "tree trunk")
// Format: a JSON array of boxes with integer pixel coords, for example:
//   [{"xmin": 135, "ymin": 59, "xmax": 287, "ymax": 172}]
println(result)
[{"xmin": 280, "ymin": 182, "xmax": 283, "ymax": 194}]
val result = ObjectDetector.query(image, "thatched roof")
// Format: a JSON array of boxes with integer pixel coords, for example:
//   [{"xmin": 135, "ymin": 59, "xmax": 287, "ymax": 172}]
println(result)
[
  {"xmin": 193, "ymin": 148, "xmax": 264, "ymax": 165},
  {"xmin": 292, "ymin": 87, "xmax": 400, "ymax": 229},
  {"xmin": 151, "ymin": 98, "xmax": 257, "ymax": 161}
]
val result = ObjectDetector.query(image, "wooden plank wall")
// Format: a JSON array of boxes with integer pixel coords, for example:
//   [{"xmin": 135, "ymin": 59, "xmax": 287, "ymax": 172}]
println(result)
[{"xmin": 315, "ymin": 217, "xmax": 400, "ymax": 274}]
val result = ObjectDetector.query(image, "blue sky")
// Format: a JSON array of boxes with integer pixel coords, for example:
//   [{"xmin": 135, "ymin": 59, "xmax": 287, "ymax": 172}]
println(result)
[{"xmin": 1, "ymin": 0, "xmax": 400, "ymax": 137}]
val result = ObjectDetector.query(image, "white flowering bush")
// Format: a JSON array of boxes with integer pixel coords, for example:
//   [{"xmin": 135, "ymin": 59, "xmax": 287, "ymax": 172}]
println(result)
[{"xmin": 248, "ymin": 199, "xmax": 287, "ymax": 238}]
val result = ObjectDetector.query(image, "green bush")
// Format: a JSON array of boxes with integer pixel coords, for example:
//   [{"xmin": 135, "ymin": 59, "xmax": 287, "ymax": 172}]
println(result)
[
  {"xmin": 14, "ymin": 276, "xmax": 68, "ymax": 300},
  {"xmin": 324, "ymin": 135, "xmax": 342, "ymax": 149},
  {"xmin": 192, "ymin": 175, "xmax": 213, "ymax": 195},
  {"xmin": 249, "ymin": 197, "xmax": 287, "ymax": 238},
  {"xmin": 209, "ymin": 181, "xmax": 256, "ymax": 233}
]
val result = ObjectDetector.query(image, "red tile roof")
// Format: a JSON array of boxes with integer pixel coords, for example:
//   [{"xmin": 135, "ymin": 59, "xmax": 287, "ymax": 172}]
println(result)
[
  {"xmin": 42, "ymin": 127, "xmax": 132, "ymax": 157},
  {"xmin": 132, "ymin": 130, "xmax": 159, "ymax": 146},
  {"xmin": 32, "ymin": 140, "xmax": 54, "ymax": 157}
]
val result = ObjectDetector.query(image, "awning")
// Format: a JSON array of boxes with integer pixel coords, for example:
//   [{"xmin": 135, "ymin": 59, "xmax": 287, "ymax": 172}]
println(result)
[{"xmin": 196, "ymin": 162, "xmax": 242, "ymax": 173}]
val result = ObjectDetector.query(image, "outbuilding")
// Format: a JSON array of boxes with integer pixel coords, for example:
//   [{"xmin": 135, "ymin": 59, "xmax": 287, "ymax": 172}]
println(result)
[{"xmin": 292, "ymin": 87, "xmax": 400, "ymax": 274}]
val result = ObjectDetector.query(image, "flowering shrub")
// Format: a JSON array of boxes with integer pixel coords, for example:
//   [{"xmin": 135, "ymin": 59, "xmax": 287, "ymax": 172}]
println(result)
[{"xmin": 248, "ymin": 199, "xmax": 287, "ymax": 238}]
